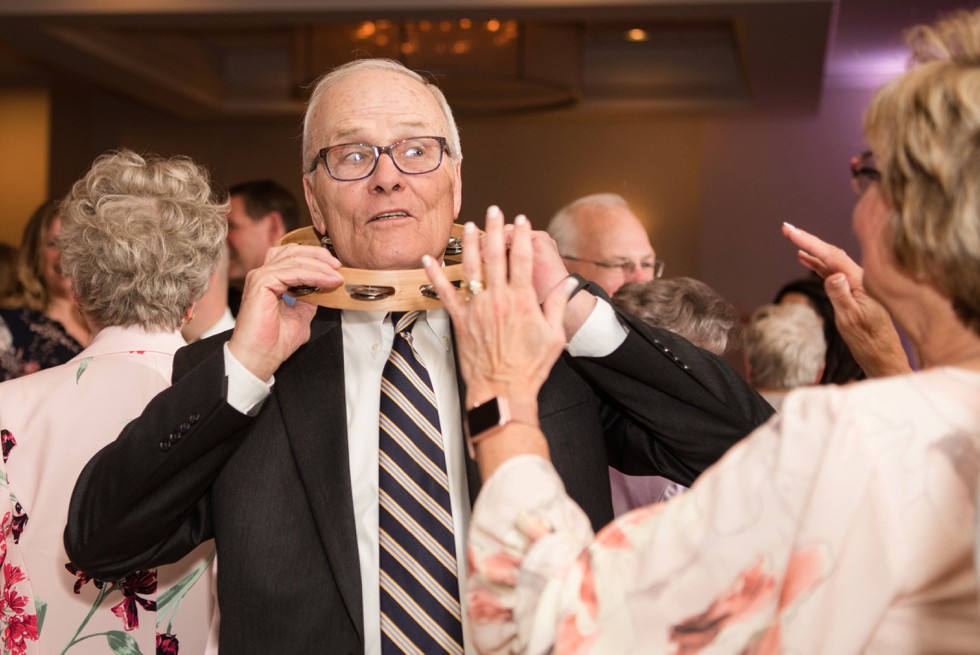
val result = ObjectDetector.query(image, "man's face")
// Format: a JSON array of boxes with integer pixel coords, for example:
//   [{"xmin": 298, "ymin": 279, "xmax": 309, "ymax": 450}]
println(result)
[
  {"xmin": 563, "ymin": 205, "xmax": 656, "ymax": 295},
  {"xmin": 226, "ymin": 195, "xmax": 282, "ymax": 282},
  {"xmin": 302, "ymin": 68, "xmax": 462, "ymax": 271}
]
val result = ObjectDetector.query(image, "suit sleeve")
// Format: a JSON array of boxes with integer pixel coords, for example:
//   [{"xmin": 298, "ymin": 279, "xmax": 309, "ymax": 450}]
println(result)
[
  {"xmin": 570, "ymin": 287, "xmax": 775, "ymax": 487},
  {"xmin": 64, "ymin": 339, "xmax": 252, "ymax": 579}
]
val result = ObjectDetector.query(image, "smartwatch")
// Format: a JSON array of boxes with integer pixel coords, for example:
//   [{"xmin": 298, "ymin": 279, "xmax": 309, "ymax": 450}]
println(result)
[{"xmin": 465, "ymin": 396, "xmax": 512, "ymax": 458}]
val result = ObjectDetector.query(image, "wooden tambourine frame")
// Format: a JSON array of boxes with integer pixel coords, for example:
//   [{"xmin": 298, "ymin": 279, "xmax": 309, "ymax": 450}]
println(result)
[{"xmin": 276, "ymin": 223, "xmax": 469, "ymax": 311}]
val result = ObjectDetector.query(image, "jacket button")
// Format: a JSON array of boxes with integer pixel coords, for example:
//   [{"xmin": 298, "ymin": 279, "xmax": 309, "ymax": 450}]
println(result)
[
  {"xmin": 160, "ymin": 441, "xmax": 171, "ymax": 452},
  {"xmin": 179, "ymin": 422, "xmax": 191, "ymax": 434},
  {"xmin": 188, "ymin": 413, "xmax": 200, "ymax": 425},
  {"xmin": 169, "ymin": 432, "xmax": 181, "ymax": 444}
]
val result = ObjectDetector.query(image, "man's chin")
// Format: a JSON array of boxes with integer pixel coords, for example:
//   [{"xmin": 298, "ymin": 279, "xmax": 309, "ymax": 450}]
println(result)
[{"xmin": 345, "ymin": 246, "xmax": 444, "ymax": 271}]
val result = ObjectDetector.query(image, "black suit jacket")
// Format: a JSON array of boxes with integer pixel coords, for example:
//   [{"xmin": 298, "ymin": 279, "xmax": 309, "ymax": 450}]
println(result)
[{"xmin": 66, "ymin": 295, "xmax": 772, "ymax": 653}]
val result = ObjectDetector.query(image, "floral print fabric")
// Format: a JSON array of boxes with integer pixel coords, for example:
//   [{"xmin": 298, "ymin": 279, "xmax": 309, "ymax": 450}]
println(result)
[
  {"xmin": 0, "ymin": 307, "xmax": 83, "ymax": 382},
  {"xmin": 467, "ymin": 368, "xmax": 980, "ymax": 654},
  {"xmin": 0, "ymin": 326, "xmax": 216, "ymax": 654},
  {"xmin": 0, "ymin": 431, "xmax": 37, "ymax": 655}
]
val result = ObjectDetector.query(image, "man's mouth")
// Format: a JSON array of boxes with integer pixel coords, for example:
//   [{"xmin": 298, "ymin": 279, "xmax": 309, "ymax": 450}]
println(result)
[{"xmin": 371, "ymin": 211, "xmax": 409, "ymax": 222}]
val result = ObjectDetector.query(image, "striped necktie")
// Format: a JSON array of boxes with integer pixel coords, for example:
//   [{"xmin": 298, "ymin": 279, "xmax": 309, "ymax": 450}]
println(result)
[{"xmin": 378, "ymin": 311, "xmax": 463, "ymax": 655}]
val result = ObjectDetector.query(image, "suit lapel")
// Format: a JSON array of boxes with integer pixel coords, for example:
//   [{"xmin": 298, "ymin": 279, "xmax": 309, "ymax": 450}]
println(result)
[{"xmin": 275, "ymin": 307, "xmax": 364, "ymax": 642}]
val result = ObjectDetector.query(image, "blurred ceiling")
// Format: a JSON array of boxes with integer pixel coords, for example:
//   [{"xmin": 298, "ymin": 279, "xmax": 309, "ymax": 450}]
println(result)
[{"xmin": 0, "ymin": 0, "xmax": 969, "ymax": 120}]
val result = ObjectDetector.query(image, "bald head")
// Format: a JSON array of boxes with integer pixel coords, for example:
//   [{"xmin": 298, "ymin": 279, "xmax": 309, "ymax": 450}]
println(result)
[{"xmin": 548, "ymin": 193, "xmax": 657, "ymax": 294}]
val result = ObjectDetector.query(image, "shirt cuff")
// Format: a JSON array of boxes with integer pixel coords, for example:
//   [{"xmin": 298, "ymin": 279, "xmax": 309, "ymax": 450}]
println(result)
[
  {"xmin": 223, "ymin": 342, "xmax": 273, "ymax": 416},
  {"xmin": 566, "ymin": 297, "xmax": 627, "ymax": 357}
]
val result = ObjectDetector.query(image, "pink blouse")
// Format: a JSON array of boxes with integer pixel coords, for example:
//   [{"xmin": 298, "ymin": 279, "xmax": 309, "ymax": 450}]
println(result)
[{"xmin": 467, "ymin": 368, "xmax": 980, "ymax": 654}]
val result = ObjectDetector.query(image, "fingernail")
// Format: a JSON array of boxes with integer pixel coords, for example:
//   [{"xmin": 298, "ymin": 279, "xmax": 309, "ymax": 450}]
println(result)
[
  {"xmin": 464, "ymin": 221, "xmax": 475, "ymax": 233},
  {"xmin": 421, "ymin": 254, "xmax": 432, "ymax": 266},
  {"xmin": 515, "ymin": 214, "xmax": 527, "ymax": 225},
  {"xmin": 783, "ymin": 222, "xmax": 797, "ymax": 231},
  {"xmin": 487, "ymin": 205, "xmax": 501, "ymax": 219},
  {"xmin": 829, "ymin": 274, "xmax": 846, "ymax": 286},
  {"xmin": 282, "ymin": 293, "xmax": 297, "ymax": 307}
]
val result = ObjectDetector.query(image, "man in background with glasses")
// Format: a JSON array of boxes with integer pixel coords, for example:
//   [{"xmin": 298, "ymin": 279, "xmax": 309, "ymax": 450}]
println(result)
[
  {"xmin": 548, "ymin": 192, "xmax": 664, "ymax": 295},
  {"xmin": 66, "ymin": 58, "xmax": 772, "ymax": 654}
]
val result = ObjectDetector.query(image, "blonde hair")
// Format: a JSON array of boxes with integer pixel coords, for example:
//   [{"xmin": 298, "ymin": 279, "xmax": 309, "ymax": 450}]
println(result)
[
  {"xmin": 59, "ymin": 149, "xmax": 229, "ymax": 331},
  {"xmin": 864, "ymin": 8, "xmax": 980, "ymax": 334},
  {"xmin": 1, "ymin": 200, "xmax": 61, "ymax": 311}
]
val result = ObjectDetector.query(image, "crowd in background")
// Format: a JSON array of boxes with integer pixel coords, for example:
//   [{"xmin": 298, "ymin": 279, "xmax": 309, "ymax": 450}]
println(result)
[{"xmin": 2, "ymin": 5, "xmax": 978, "ymax": 654}]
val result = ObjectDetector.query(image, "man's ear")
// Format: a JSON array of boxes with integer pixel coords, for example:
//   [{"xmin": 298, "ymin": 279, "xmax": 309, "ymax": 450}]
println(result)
[
  {"xmin": 303, "ymin": 175, "xmax": 327, "ymax": 234},
  {"xmin": 452, "ymin": 159, "xmax": 462, "ymax": 220},
  {"xmin": 266, "ymin": 211, "xmax": 286, "ymax": 241}
]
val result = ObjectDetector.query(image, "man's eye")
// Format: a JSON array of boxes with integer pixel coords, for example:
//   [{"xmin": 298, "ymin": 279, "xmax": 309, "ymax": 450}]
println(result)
[
  {"xmin": 403, "ymin": 146, "xmax": 425, "ymax": 159},
  {"xmin": 345, "ymin": 150, "xmax": 369, "ymax": 164}
]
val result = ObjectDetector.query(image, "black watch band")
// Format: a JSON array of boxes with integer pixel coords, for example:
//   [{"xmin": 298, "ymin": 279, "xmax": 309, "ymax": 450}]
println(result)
[{"xmin": 566, "ymin": 273, "xmax": 592, "ymax": 299}]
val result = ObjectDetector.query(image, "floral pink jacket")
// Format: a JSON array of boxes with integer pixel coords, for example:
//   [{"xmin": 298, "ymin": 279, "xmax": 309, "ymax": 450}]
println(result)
[
  {"xmin": 467, "ymin": 368, "xmax": 980, "ymax": 654},
  {"xmin": 0, "ymin": 327, "xmax": 217, "ymax": 655}
]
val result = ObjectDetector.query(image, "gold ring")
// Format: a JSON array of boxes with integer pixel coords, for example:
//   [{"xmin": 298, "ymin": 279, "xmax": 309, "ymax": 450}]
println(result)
[{"xmin": 464, "ymin": 280, "xmax": 484, "ymax": 295}]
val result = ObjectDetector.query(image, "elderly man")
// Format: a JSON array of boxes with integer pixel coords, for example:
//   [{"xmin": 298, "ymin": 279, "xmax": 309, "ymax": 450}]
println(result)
[
  {"xmin": 548, "ymin": 192, "xmax": 663, "ymax": 294},
  {"xmin": 65, "ymin": 59, "xmax": 772, "ymax": 653}
]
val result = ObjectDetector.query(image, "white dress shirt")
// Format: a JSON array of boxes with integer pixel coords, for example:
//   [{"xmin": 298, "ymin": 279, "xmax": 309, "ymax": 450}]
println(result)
[{"xmin": 224, "ymin": 297, "xmax": 626, "ymax": 654}]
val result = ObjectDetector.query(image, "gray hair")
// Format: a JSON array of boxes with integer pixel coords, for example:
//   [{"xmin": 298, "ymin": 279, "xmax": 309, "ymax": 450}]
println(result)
[
  {"xmin": 547, "ymin": 193, "xmax": 630, "ymax": 255},
  {"xmin": 744, "ymin": 303, "xmax": 826, "ymax": 390},
  {"xmin": 302, "ymin": 58, "xmax": 462, "ymax": 175},
  {"xmin": 612, "ymin": 277, "xmax": 741, "ymax": 356},
  {"xmin": 59, "ymin": 149, "xmax": 229, "ymax": 331}
]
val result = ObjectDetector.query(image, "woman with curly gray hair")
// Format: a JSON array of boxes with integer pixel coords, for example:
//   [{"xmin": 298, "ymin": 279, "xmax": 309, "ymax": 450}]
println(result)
[{"xmin": 0, "ymin": 149, "xmax": 227, "ymax": 654}]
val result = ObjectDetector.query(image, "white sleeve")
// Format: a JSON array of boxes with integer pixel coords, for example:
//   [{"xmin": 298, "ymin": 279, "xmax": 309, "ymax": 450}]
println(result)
[
  {"xmin": 565, "ymin": 297, "xmax": 628, "ymax": 358},
  {"xmin": 222, "ymin": 341, "xmax": 273, "ymax": 416}
]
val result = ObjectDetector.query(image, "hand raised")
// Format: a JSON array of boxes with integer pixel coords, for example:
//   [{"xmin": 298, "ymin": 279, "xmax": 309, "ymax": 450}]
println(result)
[
  {"xmin": 781, "ymin": 222, "xmax": 911, "ymax": 376},
  {"xmin": 423, "ymin": 206, "xmax": 575, "ymax": 409},
  {"xmin": 228, "ymin": 243, "xmax": 344, "ymax": 381}
]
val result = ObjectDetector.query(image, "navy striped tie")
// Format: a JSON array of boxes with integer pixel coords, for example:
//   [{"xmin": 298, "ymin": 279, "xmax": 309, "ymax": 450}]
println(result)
[{"xmin": 379, "ymin": 311, "xmax": 463, "ymax": 655}]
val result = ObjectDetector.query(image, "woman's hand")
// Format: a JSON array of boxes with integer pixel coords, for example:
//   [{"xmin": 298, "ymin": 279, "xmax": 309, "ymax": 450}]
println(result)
[
  {"xmin": 423, "ymin": 206, "xmax": 575, "ymax": 412},
  {"xmin": 782, "ymin": 222, "xmax": 912, "ymax": 376}
]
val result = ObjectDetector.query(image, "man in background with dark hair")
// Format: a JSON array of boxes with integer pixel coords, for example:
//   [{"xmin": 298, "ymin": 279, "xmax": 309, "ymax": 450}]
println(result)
[{"xmin": 226, "ymin": 179, "xmax": 301, "ymax": 314}]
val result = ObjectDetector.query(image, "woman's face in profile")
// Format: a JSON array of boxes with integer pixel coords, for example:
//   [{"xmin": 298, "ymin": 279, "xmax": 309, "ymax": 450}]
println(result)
[
  {"xmin": 43, "ymin": 216, "xmax": 71, "ymax": 297},
  {"xmin": 852, "ymin": 183, "xmax": 896, "ymax": 304}
]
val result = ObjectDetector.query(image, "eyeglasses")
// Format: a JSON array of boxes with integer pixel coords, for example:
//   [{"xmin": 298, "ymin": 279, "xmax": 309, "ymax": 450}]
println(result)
[
  {"xmin": 850, "ymin": 150, "xmax": 881, "ymax": 196},
  {"xmin": 308, "ymin": 136, "xmax": 449, "ymax": 181},
  {"xmin": 562, "ymin": 255, "xmax": 665, "ymax": 279}
]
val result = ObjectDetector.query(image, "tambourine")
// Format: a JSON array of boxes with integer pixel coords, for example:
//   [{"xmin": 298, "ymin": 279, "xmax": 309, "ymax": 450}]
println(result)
[{"xmin": 276, "ymin": 223, "xmax": 470, "ymax": 311}]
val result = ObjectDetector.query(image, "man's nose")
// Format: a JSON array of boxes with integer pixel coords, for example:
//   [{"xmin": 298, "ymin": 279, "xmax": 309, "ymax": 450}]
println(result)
[
  {"xmin": 370, "ymin": 151, "xmax": 403, "ymax": 191},
  {"xmin": 630, "ymin": 263, "xmax": 654, "ymax": 283}
]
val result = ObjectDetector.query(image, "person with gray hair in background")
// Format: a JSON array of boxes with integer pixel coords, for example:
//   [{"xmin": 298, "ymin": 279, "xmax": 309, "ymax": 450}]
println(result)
[
  {"xmin": 548, "ymin": 192, "xmax": 663, "ymax": 295},
  {"xmin": 744, "ymin": 302, "xmax": 827, "ymax": 411},
  {"xmin": 613, "ymin": 277, "xmax": 742, "ymax": 356},
  {"xmin": 0, "ymin": 149, "xmax": 227, "ymax": 653},
  {"xmin": 609, "ymin": 276, "xmax": 743, "ymax": 513}
]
